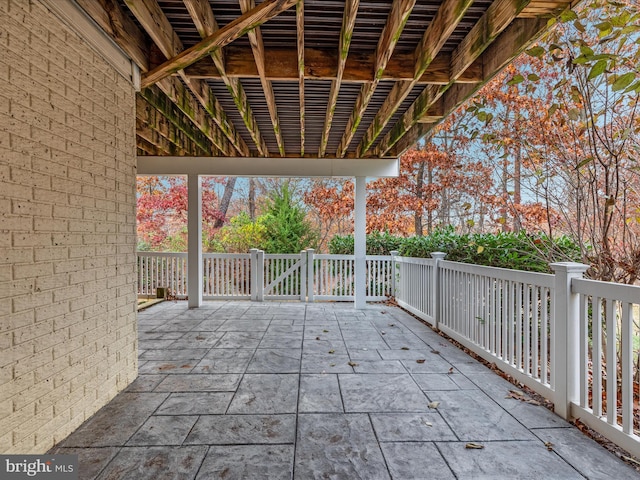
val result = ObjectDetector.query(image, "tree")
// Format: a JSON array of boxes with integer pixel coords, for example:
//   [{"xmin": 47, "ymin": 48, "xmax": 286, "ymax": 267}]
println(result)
[{"xmin": 262, "ymin": 181, "xmax": 318, "ymax": 253}]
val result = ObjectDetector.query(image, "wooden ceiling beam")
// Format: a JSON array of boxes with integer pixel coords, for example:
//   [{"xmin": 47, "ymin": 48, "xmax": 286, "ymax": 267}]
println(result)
[
  {"xmin": 336, "ymin": 0, "xmax": 416, "ymax": 158},
  {"xmin": 297, "ymin": 1, "xmax": 305, "ymax": 156},
  {"xmin": 124, "ymin": 0, "xmax": 249, "ymax": 155},
  {"xmin": 319, "ymin": 0, "xmax": 360, "ymax": 157},
  {"xmin": 357, "ymin": 0, "xmax": 473, "ymax": 157},
  {"xmin": 140, "ymin": 0, "xmax": 300, "ymax": 88},
  {"xmin": 76, "ymin": 0, "xmax": 150, "ymax": 72},
  {"xmin": 184, "ymin": 48, "xmax": 483, "ymax": 84},
  {"xmin": 240, "ymin": 0, "xmax": 285, "ymax": 156},
  {"xmin": 374, "ymin": 0, "xmax": 534, "ymax": 157},
  {"xmin": 183, "ymin": 0, "xmax": 269, "ymax": 156},
  {"xmin": 136, "ymin": 93, "xmax": 215, "ymax": 156}
]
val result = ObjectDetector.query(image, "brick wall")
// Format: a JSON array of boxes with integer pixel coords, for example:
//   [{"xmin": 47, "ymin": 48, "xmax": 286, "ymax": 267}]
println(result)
[{"xmin": 0, "ymin": 0, "xmax": 138, "ymax": 453}]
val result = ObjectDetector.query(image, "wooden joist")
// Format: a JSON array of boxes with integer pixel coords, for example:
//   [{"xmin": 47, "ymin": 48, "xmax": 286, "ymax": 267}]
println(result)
[
  {"xmin": 240, "ymin": 0, "xmax": 285, "ymax": 156},
  {"xmin": 374, "ymin": 0, "xmax": 534, "ymax": 156},
  {"xmin": 336, "ymin": 0, "xmax": 416, "ymax": 157},
  {"xmin": 184, "ymin": 0, "xmax": 269, "ymax": 156},
  {"xmin": 140, "ymin": 0, "xmax": 301, "ymax": 88},
  {"xmin": 319, "ymin": 0, "xmax": 359, "ymax": 158},
  {"xmin": 296, "ymin": 1, "xmax": 305, "ymax": 156},
  {"xmin": 356, "ymin": 0, "xmax": 474, "ymax": 157}
]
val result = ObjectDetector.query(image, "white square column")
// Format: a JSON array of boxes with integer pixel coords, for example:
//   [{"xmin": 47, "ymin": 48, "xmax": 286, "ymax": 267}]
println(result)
[
  {"xmin": 354, "ymin": 176, "xmax": 367, "ymax": 309},
  {"xmin": 188, "ymin": 174, "xmax": 203, "ymax": 308}
]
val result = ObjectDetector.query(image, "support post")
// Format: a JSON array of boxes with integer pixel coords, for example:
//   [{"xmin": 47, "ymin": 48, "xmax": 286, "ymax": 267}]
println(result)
[
  {"xmin": 250, "ymin": 248, "xmax": 259, "ymax": 301},
  {"xmin": 256, "ymin": 249, "xmax": 265, "ymax": 302},
  {"xmin": 431, "ymin": 252, "xmax": 446, "ymax": 330},
  {"xmin": 354, "ymin": 176, "xmax": 367, "ymax": 309},
  {"xmin": 300, "ymin": 250, "xmax": 307, "ymax": 301},
  {"xmin": 187, "ymin": 174, "xmax": 203, "ymax": 308},
  {"xmin": 307, "ymin": 249, "xmax": 315, "ymax": 303},
  {"xmin": 390, "ymin": 250, "xmax": 399, "ymax": 298},
  {"xmin": 550, "ymin": 262, "xmax": 589, "ymax": 419}
]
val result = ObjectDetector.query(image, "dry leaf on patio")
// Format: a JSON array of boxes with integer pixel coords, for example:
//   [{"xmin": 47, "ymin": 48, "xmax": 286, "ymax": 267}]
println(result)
[
  {"xmin": 329, "ymin": 363, "xmax": 336, "ymax": 367},
  {"xmin": 465, "ymin": 442, "xmax": 484, "ymax": 449},
  {"xmin": 544, "ymin": 441, "xmax": 554, "ymax": 451},
  {"xmin": 422, "ymin": 419, "xmax": 433, "ymax": 427},
  {"xmin": 328, "ymin": 350, "xmax": 335, "ymax": 354},
  {"xmin": 315, "ymin": 336, "xmax": 320, "ymax": 340},
  {"xmin": 323, "ymin": 329, "xmax": 329, "ymax": 333},
  {"xmin": 431, "ymin": 350, "xmax": 440, "ymax": 354},
  {"xmin": 401, "ymin": 347, "xmax": 410, "ymax": 350},
  {"xmin": 348, "ymin": 361, "xmax": 359, "ymax": 367},
  {"xmin": 448, "ymin": 367, "xmax": 454, "ymax": 374},
  {"xmin": 428, "ymin": 401, "xmax": 440, "ymax": 409},
  {"xmin": 388, "ymin": 323, "xmax": 395, "ymax": 327},
  {"xmin": 416, "ymin": 359, "xmax": 426, "ymax": 364}
]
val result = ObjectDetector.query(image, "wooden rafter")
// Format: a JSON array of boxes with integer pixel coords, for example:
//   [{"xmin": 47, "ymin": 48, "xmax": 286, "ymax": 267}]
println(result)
[
  {"xmin": 184, "ymin": 47, "xmax": 482, "ymax": 85},
  {"xmin": 318, "ymin": 0, "xmax": 359, "ymax": 158},
  {"xmin": 296, "ymin": 1, "xmax": 305, "ymax": 156},
  {"xmin": 183, "ymin": 0, "xmax": 269, "ymax": 156},
  {"xmin": 137, "ymin": 90, "xmax": 215, "ymax": 156},
  {"xmin": 239, "ymin": 0, "xmax": 285, "ymax": 156},
  {"xmin": 75, "ymin": 0, "xmax": 149, "ymax": 71},
  {"xmin": 140, "ymin": 0, "xmax": 301, "ymax": 88},
  {"xmin": 356, "ymin": 0, "xmax": 473, "ymax": 157},
  {"xmin": 124, "ymin": 0, "xmax": 249, "ymax": 156},
  {"xmin": 336, "ymin": 0, "xmax": 416, "ymax": 158},
  {"xmin": 374, "ymin": 0, "xmax": 533, "ymax": 157}
]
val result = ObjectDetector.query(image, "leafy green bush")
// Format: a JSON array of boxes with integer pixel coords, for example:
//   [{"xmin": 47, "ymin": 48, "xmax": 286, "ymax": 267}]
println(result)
[
  {"xmin": 330, "ymin": 228, "xmax": 581, "ymax": 273},
  {"xmin": 329, "ymin": 231, "xmax": 403, "ymax": 255}
]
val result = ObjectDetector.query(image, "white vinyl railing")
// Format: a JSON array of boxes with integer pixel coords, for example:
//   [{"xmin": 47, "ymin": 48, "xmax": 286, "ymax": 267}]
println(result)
[
  {"xmin": 393, "ymin": 253, "xmax": 640, "ymax": 457},
  {"xmin": 137, "ymin": 250, "xmax": 392, "ymax": 302}
]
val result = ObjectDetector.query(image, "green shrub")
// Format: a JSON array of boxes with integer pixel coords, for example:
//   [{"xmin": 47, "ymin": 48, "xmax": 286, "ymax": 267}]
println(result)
[{"xmin": 329, "ymin": 228, "xmax": 581, "ymax": 273}]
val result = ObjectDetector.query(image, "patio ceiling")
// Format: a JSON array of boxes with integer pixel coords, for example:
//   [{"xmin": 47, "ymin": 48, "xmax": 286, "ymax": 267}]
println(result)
[{"xmin": 79, "ymin": 0, "xmax": 577, "ymax": 160}]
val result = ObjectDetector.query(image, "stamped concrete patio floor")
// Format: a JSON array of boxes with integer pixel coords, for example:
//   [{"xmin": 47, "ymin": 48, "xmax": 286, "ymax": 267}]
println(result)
[{"xmin": 53, "ymin": 301, "xmax": 639, "ymax": 479}]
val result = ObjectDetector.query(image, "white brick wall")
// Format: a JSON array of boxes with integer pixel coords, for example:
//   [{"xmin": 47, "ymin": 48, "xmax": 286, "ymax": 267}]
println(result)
[{"xmin": 0, "ymin": 0, "xmax": 138, "ymax": 453}]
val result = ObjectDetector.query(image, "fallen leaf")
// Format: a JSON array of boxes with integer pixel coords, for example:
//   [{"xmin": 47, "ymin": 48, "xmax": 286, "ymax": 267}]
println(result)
[
  {"xmin": 329, "ymin": 363, "xmax": 336, "ymax": 367},
  {"xmin": 401, "ymin": 347, "xmax": 410, "ymax": 351},
  {"xmin": 431, "ymin": 350, "xmax": 440, "ymax": 354},
  {"xmin": 622, "ymin": 456, "xmax": 640, "ymax": 467},
  {"xmin": 416, "ymin": 359, "xmax": 426, "ymax": 364},
  {"xmin": 380, "ymin": 331, "xmax": 386, "ymax": 335},
  {"xmin": 315, "ymin": 336, "xmax": 320, "ymax": 340},
  {"xmin": 328, "ymin": 349, "xmax": 335, "ymax": 354},
  {"xmin": 388, "ymin": 323, "xmax": 395, "ymax": 327},
  {"xmin": 428, "ymin": 401, "xmax": 440, "ymax": 409},
  {"xmin": 422, "ymin": 419, "xmax": 433, "ymax": 427},
  {"xmin": 510, "ymin": 389, "xmax": 524, "ymax": 397},
  {"xmin": 544, "ymin": 441, "xmax": 554, "ymax": 451},
  {"xmin": 323, "ymin": 329, "xmax": 329, "ymax": 333},
  {"xmin": 526, "ymin": 399, "xmax": 541, "ymax": 406},
  {"xmin": 465, "ymin": 442, "xmax": 484, "ymax": 449},
  {"xmin": 448, "ymin": 367, "xmax": 454, "ymax": 374},
  {"xmin": 348, "ymin": 361, "xmax": 359, "ymax": 367}
]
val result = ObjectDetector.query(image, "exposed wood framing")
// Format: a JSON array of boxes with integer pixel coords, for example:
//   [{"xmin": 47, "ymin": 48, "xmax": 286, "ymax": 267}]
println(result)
[
  {"xmin": 75, "ymin": 0, "xmax": 149, "ymax": 71},
  {"xmin": 184, "ymin": 0, "xmax": 269, "ymax": 156},
  {"xmin": 296, "ymin": 1, "xmax": 305, "ymax": 156},
  {"xmin": 136, "ymin": 92, "xmax": 215, "ymax": 156},
  {"xmin": 184, "ymin": 47, "xmax": 483, "ymax": 85},
  {"xmin": 319, "ymin": 0, "xmax": 360, "ymax": 157},
  {"xmin": 140, "ymin": 0, "xmax": 301, "ymax": 88},
  {"xmin": 356, "ymin": 0, "xmax": 473, "ymax": 157},
  {"xmin": 336, "ymin": 0, "xmax": 416, "ymax": 157},
  {"xmin": 374, "ymin": 0, "xmax": 533, "ymax": 157},
  {"xmin": 124, "ymin": 0, "xmax": 249, "ymax": 156},
  {"xmin": 240, "ymin": 0, "xmax": 285, "ymax": 156}
]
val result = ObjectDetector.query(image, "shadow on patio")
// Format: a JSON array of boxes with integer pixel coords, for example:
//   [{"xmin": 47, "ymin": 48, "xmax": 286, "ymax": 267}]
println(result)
[{"xmin": 53, "ymin": 301, "xmax": 638, "ymax": 479}]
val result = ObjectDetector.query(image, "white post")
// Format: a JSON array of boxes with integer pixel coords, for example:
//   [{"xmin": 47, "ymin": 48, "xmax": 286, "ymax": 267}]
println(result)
[
  {"xmin": 187, "ymin": 174, "xmax": 203, "ymax": 308},
  {"xmin": 250, "ymin": 248, "xmax": 258, "ymax": 301},
  {"xmin": 550, "ymin": 262, "xmax": 589, "ymax": 419},
  {"xmin": 431, "ymin": 252, "xmax": 446, "ymax": 330},
  {"xmin": 354, "ymin": 176, "xmax": 367, "ymax": 309},
  {"xmin": 307, "ymin": 249, "xmax": 315, "ymax": 303},
  {"xmin": 300, "ymin": 250, "xmax": 307, "ymax": 301},
  {"xmin": 390, "ymin": 250, "xmax": 399, "ymax": 298},
  {"xmin": 256, "ymin": 249, "xmax": 265, "ymax": 302}
]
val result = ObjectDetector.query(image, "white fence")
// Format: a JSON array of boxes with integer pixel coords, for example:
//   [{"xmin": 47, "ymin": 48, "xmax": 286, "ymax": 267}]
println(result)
[
  {"xmin": 394, "ymin": 253, "xmax": 640, "ymax": 457},
  {"xmin": 137, "ymin": 250, "xmax": 392, "ymax": 302}
]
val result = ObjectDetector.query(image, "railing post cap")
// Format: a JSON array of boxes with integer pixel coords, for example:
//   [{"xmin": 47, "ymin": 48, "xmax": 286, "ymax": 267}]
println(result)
[
  {"xmin": 430, "ymin": 252, "xmax": 447, "ymax": 260},
  {"xmin": 549, "ymin": 262, "xmax": 589, "ymax": 274},
  {"xmin": 390, "ymin": 250, "xmax": 399, "ymax": 256}
]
